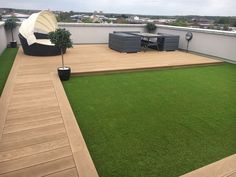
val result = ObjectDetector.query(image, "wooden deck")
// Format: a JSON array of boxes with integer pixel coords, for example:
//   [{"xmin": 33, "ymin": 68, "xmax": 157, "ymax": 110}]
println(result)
[
  {"xmin": 0, "ymin": 45, "xmax": 224, "ymax": 177},
  {"xmin": 181, "ymin": 154, "xmax": 236, "ymax": 177}
]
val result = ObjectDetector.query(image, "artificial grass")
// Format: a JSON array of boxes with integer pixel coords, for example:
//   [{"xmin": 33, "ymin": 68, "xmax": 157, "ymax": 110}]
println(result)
[
  {"xmin": 0, "ymin": 48, "xmax": 18, "ymax": 95},
  {"xmin": 63, "ymin": 63, "xmax": 236, "ymax": 177}
]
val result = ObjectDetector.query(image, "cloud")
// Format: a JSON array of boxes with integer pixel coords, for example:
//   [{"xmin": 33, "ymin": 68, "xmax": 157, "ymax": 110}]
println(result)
[{"xmin": 0, "ymin": 0, "xmax": 236, "ymax": 16}]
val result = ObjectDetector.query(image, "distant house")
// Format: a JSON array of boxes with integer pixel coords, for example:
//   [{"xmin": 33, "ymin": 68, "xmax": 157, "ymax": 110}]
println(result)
[
  {"xmin": 108, "ymin": 17, "xmax": 117, "ymax": 21},
  {"xmin": 2, "ymin": 13, "xmax": 30, "ymax": 22},
  {"xmin": 190, "ymin": 18, "xmax": 214, "ymax": 29},
  {"xmin": 70, "ymin": 14, "xmax": 83, "ymax": 21},
  {"xmin": 130, "ymin": 16, "xmax": 140, "ymax": 21},
  {"xmin": 155, "ymin": 19, "xmax": 176, "ymax": 24},
  {"xmin": 90, "ymin": 15, "xmax": 103, "ymax": 23},
  {"xmin": 0, "ymin": 9, "xmax": 6, "ymax": 14}
]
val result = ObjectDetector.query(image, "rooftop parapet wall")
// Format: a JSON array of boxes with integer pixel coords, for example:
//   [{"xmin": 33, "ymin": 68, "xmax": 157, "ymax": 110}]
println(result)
[
  {"xmin": 58, "ymin": 23, "xmax": 146, "ymax": 44},
  {"xmin": 0, "ymin": 22, "xmax": 8, "ymax": 55},
  {"xmin": 156, "ymin": 25, "xmax": 236, "ymax": 63}
]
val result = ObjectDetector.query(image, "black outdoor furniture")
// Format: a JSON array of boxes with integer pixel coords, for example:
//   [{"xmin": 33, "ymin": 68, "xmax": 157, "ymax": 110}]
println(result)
[
  {"xmin": 131, "ymin": 32, "xmax": 163, "ymax": 51},
  {"xmin": 108, "ymin": 31, "xmax": 179, "ymax": 53},
  {"xmin": 109, "ymin": 33, "xmax": 141, "ymax": 53},
  {"xmin": 34, "ymin": 32, "xmax": 49, "ymax": 39},
  {"xmin": 157, "ymin": 33, "xmax": 180, "ymax": 51},
  {"xmin": 18, "ymin": 10, "xmax": 64, "ymax": 56},
  {"xmin": 19, "ymin": 33, "xmax": 66, "ymax": 56}
]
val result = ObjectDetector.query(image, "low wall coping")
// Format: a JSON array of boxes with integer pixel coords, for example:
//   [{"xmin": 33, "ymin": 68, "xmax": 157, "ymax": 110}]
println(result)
[
  {"xmin": 156, "ymin": 24, "xmax": 236, "ymax": 37},
  {"xmin": 58, "ymin": 23, "xmax": 145, "ymax": 27}
]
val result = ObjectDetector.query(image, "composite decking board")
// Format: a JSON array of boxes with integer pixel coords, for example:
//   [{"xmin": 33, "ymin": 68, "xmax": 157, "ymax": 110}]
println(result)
[
  {"xmin": 6, "ymin": 112, "xmax": 61, "ymax": 124},
  {"xmin": 0, "ymin": 45, "xmax": 224, "ymax": 177},
  {"xmin": 0, "ymin": 156, "xmax": 76, "ymax": 177},
  {"xmin": 5, "ymin": 115, "xmax": 62, "ymax": 127},
  {"xmin": 10, "ymin": 92, "xmax": 55, "ymax": 99},
  {"xmin": 43, "ymin": 167, "xmax": 79, "ymax": 177},
  {"xmin": 12, "ymin": 80, "xmax": 53, "ymax": 89},
  {"xmin": 3, "ymin": 118, "xmax": 63, "ymax": 134},
  {"xmin": 8, "ymin": 100, "xmax": 58, "ymax": 110},
  {"xmin": 1, "ymin": 123, "xmax": 66, "ymax": 143},
  {"xmin": 9, "ymin": 97, "xmax": 58, "ymax": 107},
  {"xmin": 6, "ymin": 105, "xmax": 60, "ymax": 118},
  {"xmin": 0, "ymin": 138, "xmax": 69, "ymax": 162},
  {"xmin": 181, "ymin": 154, "xmax": 236, "ymax": 177},
  {"xmin": 14, "ymin": 75, "xmax": 51, "ymax": 84},
  {"xmin": 0, "ymin": 132, "xmax": 68, "ymax": 152},
  {"xmin": 0, "ymin": 146, "xmax": 72, "ymax": 174},
  {"xmin": 10, "ymin": 91, "xmax": 56, "ymax": 101},
  {"xmin": 5, "ymin": 113, "xmax": 61, "ymax": 125}
]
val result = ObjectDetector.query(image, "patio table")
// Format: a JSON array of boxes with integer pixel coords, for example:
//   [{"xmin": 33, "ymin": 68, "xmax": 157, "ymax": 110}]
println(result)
[{"xmin": 131, "ymin": 33, "xmax": 163, "ymax": 51}]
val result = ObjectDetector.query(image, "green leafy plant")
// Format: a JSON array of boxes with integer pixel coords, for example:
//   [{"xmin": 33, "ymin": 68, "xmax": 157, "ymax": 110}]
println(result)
[
  {"xmin": 146, "ymin": 23, "xmax": 157, "ymax": 33},
  {"xmin": 49, "ymin": 28, "xmax": 73, "ymax": 68},
  {"xmin": 4, "ymin": 17, "xmax": 17, "ymax": 42}
]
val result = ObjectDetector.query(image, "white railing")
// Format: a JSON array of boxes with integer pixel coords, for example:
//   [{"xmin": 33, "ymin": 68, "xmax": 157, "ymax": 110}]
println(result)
[{"xmin": 1, "ymin": 22, "xmax": 236, "ymax": 63}]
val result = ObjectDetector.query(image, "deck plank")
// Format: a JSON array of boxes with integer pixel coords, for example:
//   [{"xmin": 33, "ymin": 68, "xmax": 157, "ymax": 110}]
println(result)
[
  {"xmin": 0, "ymin": 138, "xmax": 69, "ymax": 162},
  {"xmin": 0, "ymin": 156, "xmax": 76, "ymax": 177},
  {"xmin": 4, "ymin": 118, "xmax": 63, "ymax": 133},
  {"xmin": 5, "ymin": 114, "xmax": 62, "ymax": 126},
  {"xmin": 0, "ymin": 132, "xmax": 67, "ymax": 152},
  {"xmin": 2, "ymin": 123, "xmax": 66, "ymax": 143},
  {"xmin": 44, "ymin": 167, "xmax": 79, "ymax": 177},
  {"xmin": 0, "ymin": 146, "xmax": 72, "ymax": 174},
  {"xmin": 6, "ymin": 106, "xmax": 60, "ymax": 120}
]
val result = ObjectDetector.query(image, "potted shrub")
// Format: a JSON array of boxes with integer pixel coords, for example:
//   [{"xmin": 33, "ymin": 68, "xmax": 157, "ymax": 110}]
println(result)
[
  {"xmin": 49, "ymin": 28, "xmax": 73, "ymax": 81},
  {"xmin": 5, "ymin": 17, "xmax": 18, "ymax": 48},
  {"xmin": 146, "ymin": 23, "xmax": 157, "ymax": 33}
]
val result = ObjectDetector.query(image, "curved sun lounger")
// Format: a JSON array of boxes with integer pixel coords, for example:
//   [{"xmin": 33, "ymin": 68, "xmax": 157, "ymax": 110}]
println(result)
[{"xmin": 18, "ymin": 10, "xmax": 66, "ymax": 56}]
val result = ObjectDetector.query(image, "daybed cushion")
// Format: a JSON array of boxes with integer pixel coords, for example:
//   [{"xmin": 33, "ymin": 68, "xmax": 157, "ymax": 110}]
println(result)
[{"xmin": 36, "ymin": 39, "xmax": 54, "ymax": 46}]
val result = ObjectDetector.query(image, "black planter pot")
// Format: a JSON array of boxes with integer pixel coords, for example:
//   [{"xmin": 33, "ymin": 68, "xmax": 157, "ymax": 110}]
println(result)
[
  {"xmin": 57, "ymin": 67, "xmax": 71, "ymax": 81},
  {"xmin": 10, "ymin": 41, "xmax": 17, "ymax": 48}
]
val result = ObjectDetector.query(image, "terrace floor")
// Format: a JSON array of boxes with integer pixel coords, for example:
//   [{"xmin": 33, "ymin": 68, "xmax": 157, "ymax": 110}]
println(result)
[{"xmin": 0, "ymin": 44, "xmax": 229, "ymax": 177}]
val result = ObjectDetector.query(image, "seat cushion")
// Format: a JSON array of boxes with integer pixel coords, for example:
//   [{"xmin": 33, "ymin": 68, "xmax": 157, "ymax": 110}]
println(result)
[{"xmin": 36, "ymin": 39, "xmax": 55, "ymax": 46}]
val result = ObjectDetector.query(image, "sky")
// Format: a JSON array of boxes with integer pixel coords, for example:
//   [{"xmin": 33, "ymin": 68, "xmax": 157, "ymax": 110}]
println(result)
[{"xmin": 0, "ymin": 0, "xmax": 236, "ymax": 16}]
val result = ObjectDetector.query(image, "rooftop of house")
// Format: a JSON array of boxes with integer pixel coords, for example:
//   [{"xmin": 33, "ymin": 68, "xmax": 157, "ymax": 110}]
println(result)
[{"xmin": 0, "ymin": 20, "xmax": 235, "ymax": 177}]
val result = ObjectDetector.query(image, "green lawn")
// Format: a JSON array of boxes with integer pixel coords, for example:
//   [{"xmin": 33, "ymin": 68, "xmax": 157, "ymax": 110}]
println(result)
[
  {"xmin": 63, "ymin": 63, "xmax": 236, "ymax": 177},
  {"xmin": 0, "ymin": 48, "xmax": 18, "ymax": 95}
]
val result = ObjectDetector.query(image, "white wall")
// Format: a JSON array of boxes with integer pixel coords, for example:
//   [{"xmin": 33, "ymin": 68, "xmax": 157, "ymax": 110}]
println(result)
[
  {"xmin": 0, "ymin": 22, "xmax": 7, "ymax": 55},
  {"xmin": 6, "ymin": 25, "xmax": 20, "ymax": 44},
  {"xmin": 59, "ymin": 23, "xmax": 146, "ymax": 44},
  {"xmin": 0, "ymin": 22, "xmax": 20, "ymax": 55},
  {"xmin": 156, "ymin": 25, "xmax": 236, "ymax": 62}
]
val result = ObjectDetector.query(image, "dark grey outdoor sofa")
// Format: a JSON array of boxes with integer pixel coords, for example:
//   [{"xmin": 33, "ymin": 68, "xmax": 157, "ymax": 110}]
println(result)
[
  {"xmin": 157, "ymin": 33, "xmax": 180, "ymax": 51},
  {"xmin": 19, "ymin": 33, "xmax": 66, "ymax": 56},
  {"xmin": 109, "ymin": 32, "xmax": 141, "ymax": 53},
  {"xmin": 109, "ymin": 31, "xmax": 179, "ymax": 52}
]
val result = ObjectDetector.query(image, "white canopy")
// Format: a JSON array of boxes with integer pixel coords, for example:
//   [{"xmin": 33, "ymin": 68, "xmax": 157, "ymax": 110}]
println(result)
[{"xmin": 19, "ymin": 10, "xmax": 58, "ymax": 45}]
